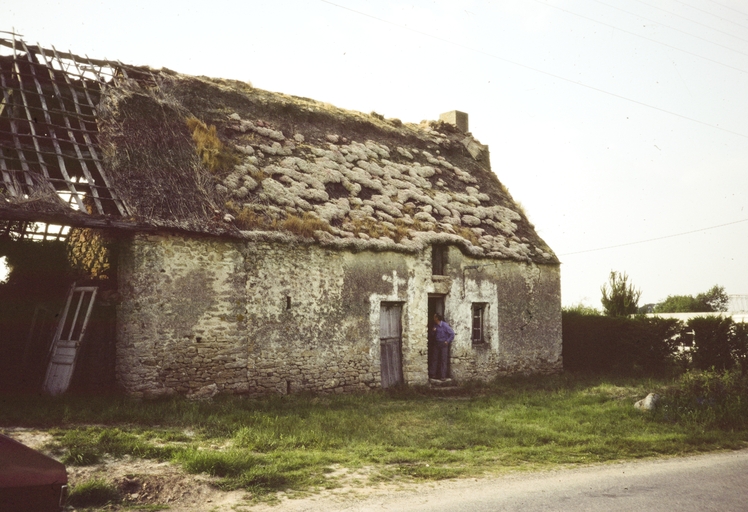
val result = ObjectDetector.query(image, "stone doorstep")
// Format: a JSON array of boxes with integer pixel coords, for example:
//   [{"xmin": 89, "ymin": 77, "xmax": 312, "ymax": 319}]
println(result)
[{"xmin": 428, "ymin": 377, "xmax": 458, "ymax": 388}]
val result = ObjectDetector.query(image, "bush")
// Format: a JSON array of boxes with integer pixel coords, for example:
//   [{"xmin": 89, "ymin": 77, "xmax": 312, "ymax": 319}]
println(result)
[
  {"xmin": 563, "ymin": 310, "xmax": 748, "ymax": 376},
  {"xmin": 686, "ymin": 316, "xmax": 748, "ymax": 373},
  {"xmin": 563, "ymin": 304, "xmax": 601, "ymax": 316},
  {"xmin": 658, "ymin": 369, "xmax": 748, "ymax": 429},
  {"xmin": 734, "ymin": 322, "xmax": 748, "ymax": 375}
]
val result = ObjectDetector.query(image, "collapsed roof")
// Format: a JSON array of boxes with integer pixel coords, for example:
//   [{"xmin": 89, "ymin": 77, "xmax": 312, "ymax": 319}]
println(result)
[{"xmin": 0, "ymin": 35, "xmax": 557, "ymax": 264}]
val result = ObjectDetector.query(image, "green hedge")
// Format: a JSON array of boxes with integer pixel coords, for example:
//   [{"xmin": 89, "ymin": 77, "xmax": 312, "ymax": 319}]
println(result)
[
  {"xmin": 563, "ymin": 312, "xmax": 748, "ymax": 375},
  {"xmin": 562, "ymin": 312, "xmax": 682, "ymax": 375},
  {"xmin": 688, "ymin": 316, "xmax": 748, "ymax": 372}
]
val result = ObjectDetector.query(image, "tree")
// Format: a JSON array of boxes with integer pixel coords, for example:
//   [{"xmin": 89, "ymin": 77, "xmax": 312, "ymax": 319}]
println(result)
[
  {"xmin": 696, "ymin": 285, "xmax": 729, "ymax": 312},
  {"xmin": 654, "ymin": 294, "xmax": 702, "ymax": 313},
  {"xmin": 654, "ymin": 285, "xmax": 729, "ymax": 313},
  {"xmin": 600, "ymin": 271, "xmax": 642, "ymax": 317}
]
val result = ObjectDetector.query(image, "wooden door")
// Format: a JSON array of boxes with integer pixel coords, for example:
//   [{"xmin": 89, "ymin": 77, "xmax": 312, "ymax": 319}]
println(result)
[
  {"xmin": 379, "ymin": 302, "xmax": 403, "ymax": 389},
  {"xmin": 43, "ymin": 284, "xmax": 98, "ymax": 395}
]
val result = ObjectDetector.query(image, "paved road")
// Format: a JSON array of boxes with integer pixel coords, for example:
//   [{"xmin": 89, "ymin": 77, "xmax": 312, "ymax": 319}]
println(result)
[{"xmin": 265, "ymin": 449, "xmax": 748, "ymax": 512}]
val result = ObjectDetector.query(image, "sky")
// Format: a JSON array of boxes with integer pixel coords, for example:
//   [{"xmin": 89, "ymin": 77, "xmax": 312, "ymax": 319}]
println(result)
[{"xmin": 4, "ymin": 0, "xmax": 748, "ymax": 308}]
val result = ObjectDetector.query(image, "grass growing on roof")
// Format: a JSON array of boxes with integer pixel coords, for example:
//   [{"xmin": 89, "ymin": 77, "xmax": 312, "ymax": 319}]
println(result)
[
  {"xmin": 281, "ymin": 212, "xmax": 332, "ymax": 238},
  {"xmin": 224, "ymin": 202, "xmax": 332, "ymax": 237},
  {"xmin": 185, "ymin": 116, "xmax": 239, "ymax": 174},
  {"xmin": 454, "ymin": 225, "xmax": 480, "ymax": 245},
  {"xmin": 2, "ymin": 373, "xmax": 748, "ymax": 499}
]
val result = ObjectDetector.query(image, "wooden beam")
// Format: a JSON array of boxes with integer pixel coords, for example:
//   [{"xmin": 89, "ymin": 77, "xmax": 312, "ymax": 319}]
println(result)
[
  {"xmin": 0, "ymin": 206, "xmax": 239, "ymax": 240},
  {"xmin": 0, "ymin": 206, "xmax": 147, "ymax": 231}
]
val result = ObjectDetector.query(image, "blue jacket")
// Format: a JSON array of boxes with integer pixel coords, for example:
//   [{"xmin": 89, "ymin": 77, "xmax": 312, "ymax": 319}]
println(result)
[{"xmin": 434, "ymin": 321, "xmax": 455, "ymax": 343}]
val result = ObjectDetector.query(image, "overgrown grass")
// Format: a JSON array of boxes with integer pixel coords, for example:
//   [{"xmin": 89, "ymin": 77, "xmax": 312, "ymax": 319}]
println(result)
[
  {"xmin": 2, "ymin": 373, "xmax": 747, "ymax": 498},
  {"xmin": 50, "ymin": 427, "xmax": 179, "ymax": 465},
  {"xmin": 67, "ymin": 478, "xmax": 121, "ymax": 508}
]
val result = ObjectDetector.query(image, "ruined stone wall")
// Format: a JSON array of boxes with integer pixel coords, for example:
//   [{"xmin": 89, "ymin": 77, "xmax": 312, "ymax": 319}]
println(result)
[{"xmin": 116, "ymin": 235, "xmax": 561, "ymax": 397}]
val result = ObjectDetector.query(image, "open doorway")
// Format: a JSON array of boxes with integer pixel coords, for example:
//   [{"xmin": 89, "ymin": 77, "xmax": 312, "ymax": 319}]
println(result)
[
  {"xmin": 428, "ymin": 295, "xmax": 446, "ymax": 379},
  {"xmin": 0, "ymin": 225, "xmax": 118, "ymax": 394}
]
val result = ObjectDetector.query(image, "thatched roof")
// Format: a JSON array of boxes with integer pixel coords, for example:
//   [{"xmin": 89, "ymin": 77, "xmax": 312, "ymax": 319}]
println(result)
[{"xmin": 0, "ymin": 35, "xmax": 557, "ymax": 264}]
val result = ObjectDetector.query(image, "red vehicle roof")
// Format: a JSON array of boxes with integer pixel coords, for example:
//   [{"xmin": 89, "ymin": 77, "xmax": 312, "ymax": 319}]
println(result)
[{"xmin": 0, "ymin": 434, "xmax": 67, "ymax": 488}]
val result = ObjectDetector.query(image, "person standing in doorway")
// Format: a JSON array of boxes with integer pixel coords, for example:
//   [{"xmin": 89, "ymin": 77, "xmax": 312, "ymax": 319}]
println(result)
[{"xmin": 431, "ymin": 313, "xmax": 454, "ymax": 380}]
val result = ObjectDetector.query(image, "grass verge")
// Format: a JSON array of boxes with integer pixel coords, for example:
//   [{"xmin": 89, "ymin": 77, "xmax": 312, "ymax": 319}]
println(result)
[{"xmin": 2, "ymin": 373, "xmax": 747, "ymax": 500}]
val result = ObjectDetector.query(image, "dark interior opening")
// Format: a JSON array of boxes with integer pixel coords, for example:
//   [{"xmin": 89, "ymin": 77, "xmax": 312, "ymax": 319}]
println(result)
[
  {"xmin": 0, "ymin": 227, "xmax": 118, "ymax": 394},
  {"xmin": 428, "ymin": 295, "xmax": 447, "ymax": 379}
]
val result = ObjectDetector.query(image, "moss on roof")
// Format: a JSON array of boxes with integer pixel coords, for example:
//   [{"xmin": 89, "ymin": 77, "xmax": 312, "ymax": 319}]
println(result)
[
  {"xmin": 99, "ymin": 72, "xmax": 557, "ymax": 263},
  {"xmin": 1, "ymin": 37, "xmax": 554, "ymax": 263}
]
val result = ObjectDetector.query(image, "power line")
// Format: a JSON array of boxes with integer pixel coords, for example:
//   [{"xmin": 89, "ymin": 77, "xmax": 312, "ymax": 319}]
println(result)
[
  {"xmin": 588, "ymin": 0, "xmax": 748, "ymax": 60},
  {"xmin": 560, "ymin": 218, "xmax": 748, "ymax": 256},
  {"xmin": 538, "ymin": 0, "xmax": 748, "ymax": 74},
  {"xmin": 670, "ymin": 0, "xmax": 748, "ymax": 31},
  {"xmin": 631, "ymin": 0, "xmax": 748, "ymax": 44},
  {"xmin": 318, "ymin": 0, "xmax": 748, "ymax": 140},
  {"xmin": 705, "ymin": 0, "xmax": 748, "ymax": 19}
]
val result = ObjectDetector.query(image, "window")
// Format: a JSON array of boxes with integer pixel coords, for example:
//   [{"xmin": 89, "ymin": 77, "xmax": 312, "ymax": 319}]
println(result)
[
  {"xmin": 472, "ymin": 303, "xmax": 488, "ymax": 344},
  {"xmin": 432, "ymin": 245, "xmax": 448, "ymax": 275}
]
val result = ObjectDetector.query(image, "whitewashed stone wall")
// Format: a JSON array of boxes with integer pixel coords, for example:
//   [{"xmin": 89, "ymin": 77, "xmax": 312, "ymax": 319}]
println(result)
[
  {"xmin": 441, "ymin": 247, "xmax": 563, "ymax": 380},
  {"xmin": 116, "ymin": 234, "xmax": 561, "ymax": 397}
]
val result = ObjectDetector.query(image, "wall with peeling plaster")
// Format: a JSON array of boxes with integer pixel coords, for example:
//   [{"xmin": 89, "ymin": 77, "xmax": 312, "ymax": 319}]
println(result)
[
  {"xmin": 116, "ymin": 234, "xmax": 248, "ymax": 398},
  {"xmin": 116, "ymin": 234, "xmax": 561, "ymax": 397}
]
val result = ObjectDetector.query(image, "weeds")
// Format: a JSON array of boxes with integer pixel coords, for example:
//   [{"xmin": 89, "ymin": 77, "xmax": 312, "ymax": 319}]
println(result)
[
  {"xmin": 454, "ymin": 226, "xmax": 479, "ymax": 245},
  {"xmin": 347, "ymin": 215, "xmax": 419, "ymax": 242},
  {"xmin": 224, "ymin": 202, "xmax": 331, "ymax": 237}
]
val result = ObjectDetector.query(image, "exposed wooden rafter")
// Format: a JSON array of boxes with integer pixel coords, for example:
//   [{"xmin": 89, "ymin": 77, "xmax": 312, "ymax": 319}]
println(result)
[{"xmin": 0, "ymin": 34, "xmax": 157, "ymax": 232}]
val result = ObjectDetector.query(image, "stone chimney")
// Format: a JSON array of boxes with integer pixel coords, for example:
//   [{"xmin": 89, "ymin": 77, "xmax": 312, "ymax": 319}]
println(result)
[{"xmin": 439, "ymin": 110, "xmax": 469, "ymax": 133}]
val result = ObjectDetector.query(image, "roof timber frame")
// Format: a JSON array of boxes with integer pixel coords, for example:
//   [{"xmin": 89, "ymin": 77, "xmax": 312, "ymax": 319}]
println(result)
[
  {"xmin": 0, "ymin": 219, "xmax": 69, "ymax": 242},
  {"xmin": 0, "ymin": 34, "xmax": 161, "ymax": 236}
]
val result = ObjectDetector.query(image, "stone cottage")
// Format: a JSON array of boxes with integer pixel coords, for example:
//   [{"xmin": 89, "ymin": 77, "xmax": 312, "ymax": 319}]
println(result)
[{"xmin": 0, "ymin": 35, "xmax": 562, "ymax": 397}]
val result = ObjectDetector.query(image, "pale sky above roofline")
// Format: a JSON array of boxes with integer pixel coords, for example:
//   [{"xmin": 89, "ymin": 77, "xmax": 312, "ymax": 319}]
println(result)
[{"xmin": 5, "ymin": 0, "xmax": 748, "ymax": 308}]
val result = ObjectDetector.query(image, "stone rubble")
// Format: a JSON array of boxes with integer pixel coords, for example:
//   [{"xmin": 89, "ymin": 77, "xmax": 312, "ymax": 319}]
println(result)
[{"xmin": 634, "ymin": 392, "xmax": 660, "ymax": 411}]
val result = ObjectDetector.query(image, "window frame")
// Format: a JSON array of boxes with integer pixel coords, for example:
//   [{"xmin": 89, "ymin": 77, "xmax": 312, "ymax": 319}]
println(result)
[
  {"xmin": 431, "ymin": 245, "xmax": 448, "ymax": 276},
  {"xmin": 471, "ymin": 302, "xmax": 488, "ymax": 345}
]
